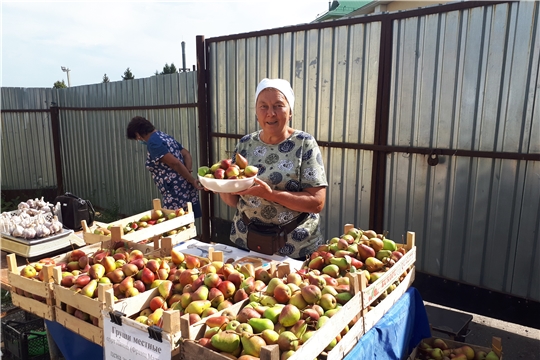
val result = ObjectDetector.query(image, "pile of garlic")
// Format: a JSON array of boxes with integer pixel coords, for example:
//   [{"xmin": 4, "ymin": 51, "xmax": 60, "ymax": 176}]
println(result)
[{"xmin": 1, "ymin": 197, "xmax": 64, "ymax": 239}]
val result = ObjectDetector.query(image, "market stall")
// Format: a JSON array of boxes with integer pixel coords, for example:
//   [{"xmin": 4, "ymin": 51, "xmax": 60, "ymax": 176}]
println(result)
[{"xmin": 2, "ymin": 198, "xmax": 502, "ymax": 360}]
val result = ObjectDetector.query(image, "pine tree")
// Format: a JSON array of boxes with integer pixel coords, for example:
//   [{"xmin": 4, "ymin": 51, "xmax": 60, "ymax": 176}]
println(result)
[
  {"xmin": 122, "ymin": 67, "xmax": 135, "ymax": 80},
  {"xmin": 102, "ymin": 74, "xmax": 110, "ymax": 83},
  {"xmin": 53, "ymin": 80, "xmax": 67, "ymax": 89},
  {"xmin": 160, "ymin": 63, "xmax": 177, "ymax": 74}
]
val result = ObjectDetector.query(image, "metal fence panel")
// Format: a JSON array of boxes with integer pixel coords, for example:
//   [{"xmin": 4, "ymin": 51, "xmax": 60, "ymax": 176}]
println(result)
[
  {"xmin": 1, "ymin": 88, "xmax": 58, "ymax": 190},
  {"xmin": 207, "ymin": 21, "xmax": 381, "ymax": 242},
  {"xmin": 386, "ymin": 1, "xmax": 540, "ymax": 300}
]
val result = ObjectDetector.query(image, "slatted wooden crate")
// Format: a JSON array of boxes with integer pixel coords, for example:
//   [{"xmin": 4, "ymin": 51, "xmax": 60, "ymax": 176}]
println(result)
[
  {"xmin": 7, "ymin": 254, "xmax": 56, "ymax": 321},
  {"xmin": 51, "ymin": 228, "xmax": 162, "ymax": 345},
  {"xmin": 100, "ymin": 247, "xmax": 251, "ymax": 359},
  {"xmin": 407, "ymin": 336, "xmax": 503, "ymax": 360},
  {"xmin": 82, "ymin": 199, "xmax": 197, "ymax": 246},
  {"xmin": 180, "ymin": 225, "xmax": 417, "ymax": 360}
]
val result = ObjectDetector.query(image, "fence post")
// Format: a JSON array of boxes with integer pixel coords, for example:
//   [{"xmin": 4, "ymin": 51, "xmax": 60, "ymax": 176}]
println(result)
[
  {"xmin": 49, "ymin": 105, "xmax": 64, "ymax": 196},
  {"xmin": 196, "ymin": 35, "xmax": 211, "ymax": 243}
]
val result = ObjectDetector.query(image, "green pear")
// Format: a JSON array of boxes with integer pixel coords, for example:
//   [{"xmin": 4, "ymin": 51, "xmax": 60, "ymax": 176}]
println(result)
[
  {"xmin": 240, "ymin": 333, "xmax": 266, "ymax": 357},
  {"xmin": 248, "ymin": 317, "xmax": 275, "ymax": 333},
  {"xmin": 210, "ymin": 331, "xmax": 241, "ymax": 354},
  {"xmin": 382, "ymin": 238, "xmax": 397, "ymax": 251},
  {"xmin": 277, "ymin": 331, "xmax": 299, "ymax": 352},
  {"xmin": 330, "ymin": 257, "xmax": 351, "ymax": 271},
  {"xmin": 365, "ymin": 257, "xmax": 384, "ymax": 272},
  {"xmin": 316, "ymin": 315, "xmax": 330, "ymax": 330},
  {"xmin": 278, "ymin": 304, "xmax": 301, "ymax": 327},
  {"xmin": 485, "ymin": 351, "xmax": 499, "ymax": 360},
  {"xmin": 184, "ymin": 299, "xmax": 211, "ymax": 315},
  {"xmin": 263, "ymin": 306, "xmax": 282, "ymax": 324},
  {"xmin": 376, "ymin": 250, "xmax": 393, "ymax": 261},
  {"xmin": 82, "ymin": 279, "xmax": 98, "ymax": 298},
  {"xmin": 261, "ymin": 329, "xmax": 279, "ymax": 345}
]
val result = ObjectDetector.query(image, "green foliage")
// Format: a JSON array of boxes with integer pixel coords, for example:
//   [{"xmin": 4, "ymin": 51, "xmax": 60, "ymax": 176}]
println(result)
[
  {"xmin": 161, "ymin": 63, "xmax": 177, "ymax": 74},
  {"xmin": 94, "ymin": 203, "xmax": 122, "ymax": 223},
  {"xmin": 53, "ymin": 80, "xmax": 67, "ymax": 88},
  {"xmin": 102, "ymin": 73, "xmax": 110, "ymax": 83},
  {"xmin": 1, "ymin": 289, "xmax": 12, "ymax": 309},
  {"xmin": 122, "ymin": 67, "xmax": 135, "ymax": 80},
  {"xmin": 1, "ymin": 195, "xmax": 20, "ymax": 212}
]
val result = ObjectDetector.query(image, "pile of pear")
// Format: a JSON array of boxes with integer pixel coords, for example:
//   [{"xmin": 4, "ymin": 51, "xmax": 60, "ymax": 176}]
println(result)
[
  {"xmin": 195, "ymin": 265, "xmax": 358, "ymax": 360},
  {"xmin": 415, "ymin": 338, "xmax": 500, "ymax": 360},
  {"xmin": 306, "ymin": 227, "xmax": 407, "ymax": 285},
  {"xmin": 131, "ymin": 261, "xmax": 276, "ymax": 329}
]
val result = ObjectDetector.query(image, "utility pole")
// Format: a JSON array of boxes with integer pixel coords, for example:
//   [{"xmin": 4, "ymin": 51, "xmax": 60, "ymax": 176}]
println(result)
[
  {"xmin": 61, "ymin": 66, "xmax": 71, "ymax": 87},
  {"xmin": 179, "ymin": 41, "xmax": 190, "ymax": 72}
]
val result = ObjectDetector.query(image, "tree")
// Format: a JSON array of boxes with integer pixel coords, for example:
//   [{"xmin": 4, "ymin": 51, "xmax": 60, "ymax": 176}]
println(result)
[
  {"xmin": 102, "ymin": 74, "xmax": 110, "ymax": 83},
  {"xmin": 53, "ymin": 80, "xmax": 67, "ymax": 89},
  {"xmin": 160, "ymin": 63, "xmax": 177, "ymax": 74},
  {"xmin": 122, "ymin": 67, "xmax": 135, "ymax": 80}
]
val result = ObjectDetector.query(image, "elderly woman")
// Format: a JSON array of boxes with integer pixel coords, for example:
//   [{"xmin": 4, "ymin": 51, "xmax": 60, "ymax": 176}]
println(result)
[{"xmin": 219, "ymin": 78, "xmax": 328, "ymax": 260}]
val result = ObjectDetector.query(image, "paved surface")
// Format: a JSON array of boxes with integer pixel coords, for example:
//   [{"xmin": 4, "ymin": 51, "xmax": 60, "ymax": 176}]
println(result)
[{"xmin": 425, "ymin": 301, "xmax": 540, "ymax": 359}]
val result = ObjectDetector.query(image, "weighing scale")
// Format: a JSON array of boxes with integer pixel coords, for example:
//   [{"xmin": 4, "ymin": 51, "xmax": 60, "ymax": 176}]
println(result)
[{"xmin": 1, "ymin": 230, "xmax": 86, "ymax": 259}]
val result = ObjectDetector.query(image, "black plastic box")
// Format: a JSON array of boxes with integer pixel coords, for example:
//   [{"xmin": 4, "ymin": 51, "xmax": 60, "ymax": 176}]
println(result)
[{"xmin": 1, "ymin": 310, "xmax": 49, "ymax": 360}]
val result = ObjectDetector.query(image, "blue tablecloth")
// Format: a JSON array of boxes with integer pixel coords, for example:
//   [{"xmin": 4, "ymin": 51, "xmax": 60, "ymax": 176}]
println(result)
[
  {"xmin": 45, "ymin": 287, "xmax": 430, "ymax": 360},
  {"xmin": 45, "ymin": 320, "xmax": 103, "ymax": 360},
  {"xmin": 344, "ymin": 287, "xmax": 431, "ymax": 360}
]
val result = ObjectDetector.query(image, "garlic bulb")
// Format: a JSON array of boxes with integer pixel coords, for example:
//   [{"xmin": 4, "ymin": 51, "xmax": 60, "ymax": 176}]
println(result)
[
  {"xmin": 18, "ymin": 202, "xmax": 30, "ymax": 210},
  {"xmin": 22, "ymin": 226, "xmax": 36, "ymax": 239},
  {"xmin": 12, "ymin": 224, "xmax": 24, "ymax": 237},
  {"xmin": 50, "ymin": 216, "xmax": 63, "ymax": 234},
  {"xmin": 36, "ymin": 197, "xmax": 47, "ymax": 208}
]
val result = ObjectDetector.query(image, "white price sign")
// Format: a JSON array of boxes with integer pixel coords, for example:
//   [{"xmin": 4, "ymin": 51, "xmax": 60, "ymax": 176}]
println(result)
[{"xmin": 103, "ymin": 313, "xmax": 172, "ymax": 360}]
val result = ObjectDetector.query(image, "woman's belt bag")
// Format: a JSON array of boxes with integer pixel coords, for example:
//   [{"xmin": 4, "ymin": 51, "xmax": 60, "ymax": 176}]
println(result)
[{"xmin": 242, "ymin": 213, "xmax": 308, "ymax": 255}]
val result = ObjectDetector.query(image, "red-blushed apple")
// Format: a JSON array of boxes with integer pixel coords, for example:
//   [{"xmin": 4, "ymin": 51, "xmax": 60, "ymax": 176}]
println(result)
[
  {"xmin": 217, "ymin": 280, "xmax": 236, "ymax": 299},
  {"xmin": 273, "ymin": 283, "xmax": 292, "ymax": 304},
  {"xmin": 220, "ymin": 158, "xmax": 232, "ymax": 169},
  {"xmin": 225, "ymin": 165, "xmax": 240, "ymax": 179},
  {"xmin": 214, "ymin": 168, "xmax": 225, "ymax": 179}
]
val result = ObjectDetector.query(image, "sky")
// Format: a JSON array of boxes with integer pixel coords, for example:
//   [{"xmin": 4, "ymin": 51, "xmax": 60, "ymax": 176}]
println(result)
[{"xmin": 1, "ymin": 1, "xmax": 331, "ymax": 89}]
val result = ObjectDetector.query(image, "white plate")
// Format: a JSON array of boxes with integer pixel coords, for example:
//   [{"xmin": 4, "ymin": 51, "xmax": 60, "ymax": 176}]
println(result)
[{"xmin": 198, "ymin": 174, "xmax": 256, "ymax": 193}]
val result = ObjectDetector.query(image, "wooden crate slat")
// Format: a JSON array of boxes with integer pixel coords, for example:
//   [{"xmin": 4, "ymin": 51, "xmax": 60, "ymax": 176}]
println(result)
[
  {"xmin": 7, "ymin": 272, "xmax": 53, "ymax": 297},
  {"xmin": 53, "ymin": 284, "xmax": 106, "ymax": 318},
  {"xmin": 11, "ymin": 292, "xmax": 55, "ymax": 320},
  {"xmin": 324, "ymin": 311, "xmax": 365, "ymax": 360},
  {"xmin": 363, "ymin": 267, "xmax": 416, "ymax": 333},
  {"xmin": 361, "ymin": 245, "xmax": 416, "ymax": 307},
  {"xmin": 283, "ymin": 290, "xmax": 363, "ymax": 360},
  {"xmin": 123, "ymin": 211, "xmax": 195, "ymax": 243},
  {"xmin": 55, "ymin": 307, "xmax": 103, "ymax": 345},
  {"xmin": 110, "ymin": 287, "xmax": 160, "ymax": 315}
]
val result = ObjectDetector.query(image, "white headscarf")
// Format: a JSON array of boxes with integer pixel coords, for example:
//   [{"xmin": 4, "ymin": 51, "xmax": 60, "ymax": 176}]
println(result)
[{"xmin": 255, "ymin": 78, "xmax": 295, "ymax": 111}]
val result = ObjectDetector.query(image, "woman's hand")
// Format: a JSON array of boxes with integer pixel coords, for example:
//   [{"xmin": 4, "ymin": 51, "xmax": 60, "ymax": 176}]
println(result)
[
  {"xmin": 190, "ymin": 178, "xmax": 204, "ymax": 191},
  {"xmin": 235, "ymin": 177, "xmax": 326, "ymax": 214},
  {"xmin": 234, "ymin": 177, "xmax": 273, "ymax": 198}
]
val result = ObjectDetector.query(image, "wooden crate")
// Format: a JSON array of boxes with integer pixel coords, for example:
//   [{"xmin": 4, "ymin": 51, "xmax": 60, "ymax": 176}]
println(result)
[
  {"xmin": 407, "ymin": 336, "xmax": 503, "ymax": 360},
  {"xmin": 180, "ymin": 224, "xmax": 417, "ymax": 360},
  {"xmin": 100, "ymin": 247, "xmax": 233, "ymax": 359},
  {"xmin": 53, "ymin": 269, "xmax": 163, "ymax": 346},
  {"xmin": 180, "ymin": 260, "xmax": 363, "ymax": 360},
  {"xmin": 94, "ymin": 199, "xmax": 196, "ymax": 246},
  {"xmin": 51, "ymin": 228, "xmax": 164, "ymax": 345},
  {"xmin": 7, "ymin": 254, "xmax": 56, "ymax": 320},
  {"xmin": 80, "ymin": 220, "xmax": 113, "ymax": 245}
]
